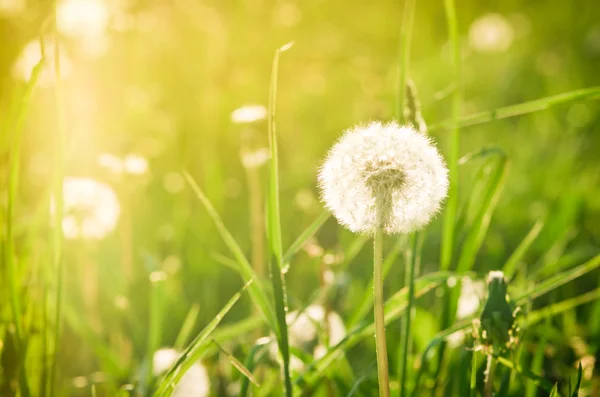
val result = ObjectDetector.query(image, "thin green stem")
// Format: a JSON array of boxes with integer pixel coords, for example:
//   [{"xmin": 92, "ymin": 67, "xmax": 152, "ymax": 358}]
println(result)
[
  {"xmin": 470, "ymin": 351, "xmax": 477, "ymax": 397},
  {"xmin": 50, "ymin": 24, "xmax": 66, "ymax": 397},
  {"xmin": 397, "ymin": 0, "xmax": 415, "ymax": 121},
  {"xmin": 374, "ymin": 227, "xmax": 391, "ymax": 397},
  {"xmin": 399, "ymin": 233, "xmax": 418, "ymax": 397}
]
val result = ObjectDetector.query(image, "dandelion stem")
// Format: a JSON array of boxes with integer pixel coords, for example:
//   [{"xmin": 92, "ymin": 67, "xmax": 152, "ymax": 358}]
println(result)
[
  {"xmin": 374, "ymin": 227, "xmax": 391, "ymax": 397},
  {"xmin": 399, "ymin": 233, "xmax": 418, "ymax": 397},
  {"xmin": 484, "ymin": 354, "xmax": 496, "ymax": 397}
]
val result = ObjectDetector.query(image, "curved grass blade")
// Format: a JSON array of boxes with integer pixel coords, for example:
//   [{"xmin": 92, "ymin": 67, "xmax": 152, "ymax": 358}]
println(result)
[
  {"xmin": 429, "ymin": 86, "xmax": 600, "ymax": 131},
  {"xmin": 515, "ymin": 254, "xmax": 600, "ymax": 304},
  {"xmin": 456, "ymin": 154, "xmax": 508, "ymax": 272},
  {"xmin": 571, "ymin": 363, "xmax": 583, "ymax": 397},
  {"xmin": 154, "ymin": 280, "xmax": 252, "ymax": 397},
  {"xmin": 212, "ymin": 339, "xmax": 259, "ymax": 387},
  {"xmin": 282, "ymin": 210, "xmax": 330, "ymax": 267},
  {"xmin": 184, "ymin": 172, "xmax": 276, "ymax": 330},
  {"xmin": 239, "ymin": 341, "xmax": 270, "ymax": 397},
  {"xmin": 504, "ymin": 220, "xmax": 545, "ymax": 280},
  {"xmin": 174, "ymin": 304, "xmax": 201, "ymax": 350},
  {"xmin": 266, "ymin": 42, "xmax": 295, "ymax": 397}
]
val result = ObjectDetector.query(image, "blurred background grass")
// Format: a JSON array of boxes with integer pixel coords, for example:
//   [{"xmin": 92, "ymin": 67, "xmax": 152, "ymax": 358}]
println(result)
[{"xmin": 1, "ymin": 0, "xmax": 600, "ymax": 395}]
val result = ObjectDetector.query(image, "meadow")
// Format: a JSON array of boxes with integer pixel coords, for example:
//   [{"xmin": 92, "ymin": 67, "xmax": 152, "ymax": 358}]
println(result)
[{"xmin": 1, "ymin": 0, "xmax": 600, "ymax": 396}]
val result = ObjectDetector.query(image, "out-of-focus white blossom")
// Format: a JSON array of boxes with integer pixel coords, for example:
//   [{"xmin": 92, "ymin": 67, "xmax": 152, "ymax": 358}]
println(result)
[
  {"xmin": 468, "ymin": 13, "xmax": 514, "ymax": 53},
  {"xmin": 57, "ymin": 0, "xmax": 110, "ymax": 38},
  {"xmin": 56, "ymin": 177, "xmax": 120, "ymax": 240},
  {"xmin": 13, "ymin": 39, "xmax": 72, "ymax": 86},
  {"xmin": 270, "ymin": 305, "xmax": 346, "ymax": 372},
  {"xmin": 241, "ymin": 148, "xmax": 270, "ymax": 168},
  {"xmin": 231, "ymin": 104, "xmax": 267, "ymax": 124},
  {"xmin": 97, "ymin": 152, "xmax": 149, "ymax": 176},
  {"xmin": 456, "ymin": 277, "xmax": 486, "ymax": 319},
  {"xmin": 153, "ymin": 348, "xmax": 210, "ymax": 397},
  {"xmin": 319, "ymin": 122, "xmax": 448, "ymax": 235},
  {"xmin": 123, "ymin": 154, "xmax": 149, "ymax": 175}
]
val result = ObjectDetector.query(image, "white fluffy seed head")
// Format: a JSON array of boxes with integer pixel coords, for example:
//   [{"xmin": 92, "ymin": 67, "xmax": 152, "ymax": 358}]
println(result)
[{"xmin": 318, "ymin": 121, "xmax": 449, "ymax": 235}]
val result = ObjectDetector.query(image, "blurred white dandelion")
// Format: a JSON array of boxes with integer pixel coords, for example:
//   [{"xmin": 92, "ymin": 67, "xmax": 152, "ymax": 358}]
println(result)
[
  {"xmin": 468, "ymin": 13, "xmax": 514, "ymax": 53},
  {"xmin": 153, "ymin": 348, "xmax": 210, "ymax": 397},
  {"xmin": 54, "ymin": 177, "xmax": 120, "ymax": 240},
  {"xmin": 270, "ymin": 305, "xmax": 346, "ymax": 371},
  {"xmin": 319, "ymin": 121, "xmax": 448, "ymax": 235},
  {"xmin": 231, "ymin": 104, "xmax": 267, "ymax": 124},
  {"xmin": 456, "ymin": 277, "xmax": 486, "ymax": 319},
  {"xmin": 13, "ymin": 39, "xmax": 72, "ymax": 86},
  {"xmin": 57, "ymin": 0, "xmax": 109, "ymax": 38},
  {"xmin": 97, "ymin": 152, "xmax": 149, "ymax": 176},
  {"xmin": 241, "ymin": 148, "xmax": 270, "ymax": 168}
]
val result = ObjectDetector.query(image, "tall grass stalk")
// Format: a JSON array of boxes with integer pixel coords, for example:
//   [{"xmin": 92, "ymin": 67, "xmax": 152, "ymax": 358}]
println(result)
[
  {"xmin": 373, "ymin": 227, "xmax": 391, "ymax": 397},
  {"xmin": 440, "ymin": 0, "xmax": 460, "ymax": 271},
  {"xmin": 396, "ymin": 2, "xmax": 416, "ymax": 396},
  {"xmin": 398, "ymin": 233, "xmax": 418, "ymax": 397},
  {"xmin": 267, "ymin": 42, "xmax": 293, "ymax": 397},
  {"xmin": 397, "ymin": 0, "xmax": 415, "ymax": 121}
]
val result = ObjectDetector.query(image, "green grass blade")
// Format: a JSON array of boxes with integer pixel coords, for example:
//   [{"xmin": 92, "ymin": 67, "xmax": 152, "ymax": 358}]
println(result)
[
  {"xmin": 525, "ymin": 316, "xmax": 551, "ymax": 397},
  {"xmin": 339, "ymin": 234, "xmax": 370, "ymax": 272},
  {"xmin": 440, "ymin": 0, "xmax": 461, "ymax": 272},
  {"xmin": 396, "ymin": 0, "xmax": 415, "ymax": 121},
  {"xmin": 494, "ymin": 355, "xmax": 554, "ymax": 393},
  {"xmin": 549, "ymin": 383, "xmax": 559, "ymax": 397},
  {"xmin": 429, "ymin": 86, "xmax": 600, "ymax": 131},
  {"xmin": 154, "ymin": 280, "xmax": 252, "ymax": 397},
  {"xmin": 145, "ymin": 273, "xmax": 166, "ymax": 389},
  {"xmin": 571, "ymin": 363, "xmax": 583, "ymax": 397},
  {"xmin": 515, "ymin": 254, "xmax": 600, "ymax": 304},
  {"xmin": 174, "ymin": 304, "xmax": 201, "ymax": 350},
  {"xmin": 183, "ymin": 171, "xmax": 276, "ymax": 330},
  {"xmin": 239, "ymin": 341, "xmax": 269, "ymax": 397},
  {"xmin": 282, "ymin": 210, "xmax": 330, "ymax": 266},
  {"xmin": 50, "ymin": 29, "xmax": 67, "ymax": 397},
  {"xmin": 266, "ymin": 42, "xmax": 294, "ymax": 397},
  {"xmin": 456, "ymin": 154, "xmax": 508, "ymax": 272},
  {"xmin": 212, "ymin": 339, "xmax": 260, "ymax": 386},
  {"xmin": 504, "ymin": 220, "xmax": 545, "ymax": 280},
  {"xmin": 524, "ymin": 287, "xmax": 600, "ymax": 327}
]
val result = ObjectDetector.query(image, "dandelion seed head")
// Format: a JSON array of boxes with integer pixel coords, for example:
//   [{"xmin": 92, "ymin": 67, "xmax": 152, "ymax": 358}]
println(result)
[
  {"xmin": 54, "ymin": 177, "xmax": 120, "ymax": 240},
  {"xmin": 153, "ymin": 348, "xmax": 210, "ymax": 397},
  {"xmin": 319, "ymin": 121, "xmax": 448, "ymax": 235},
  {"xmin": 469, "ymin": 13, "xmax": 514, "ymax": 53},
  {"xmin": 231, "ymin": 104, "xmax": 267, "ymax": 124}
]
